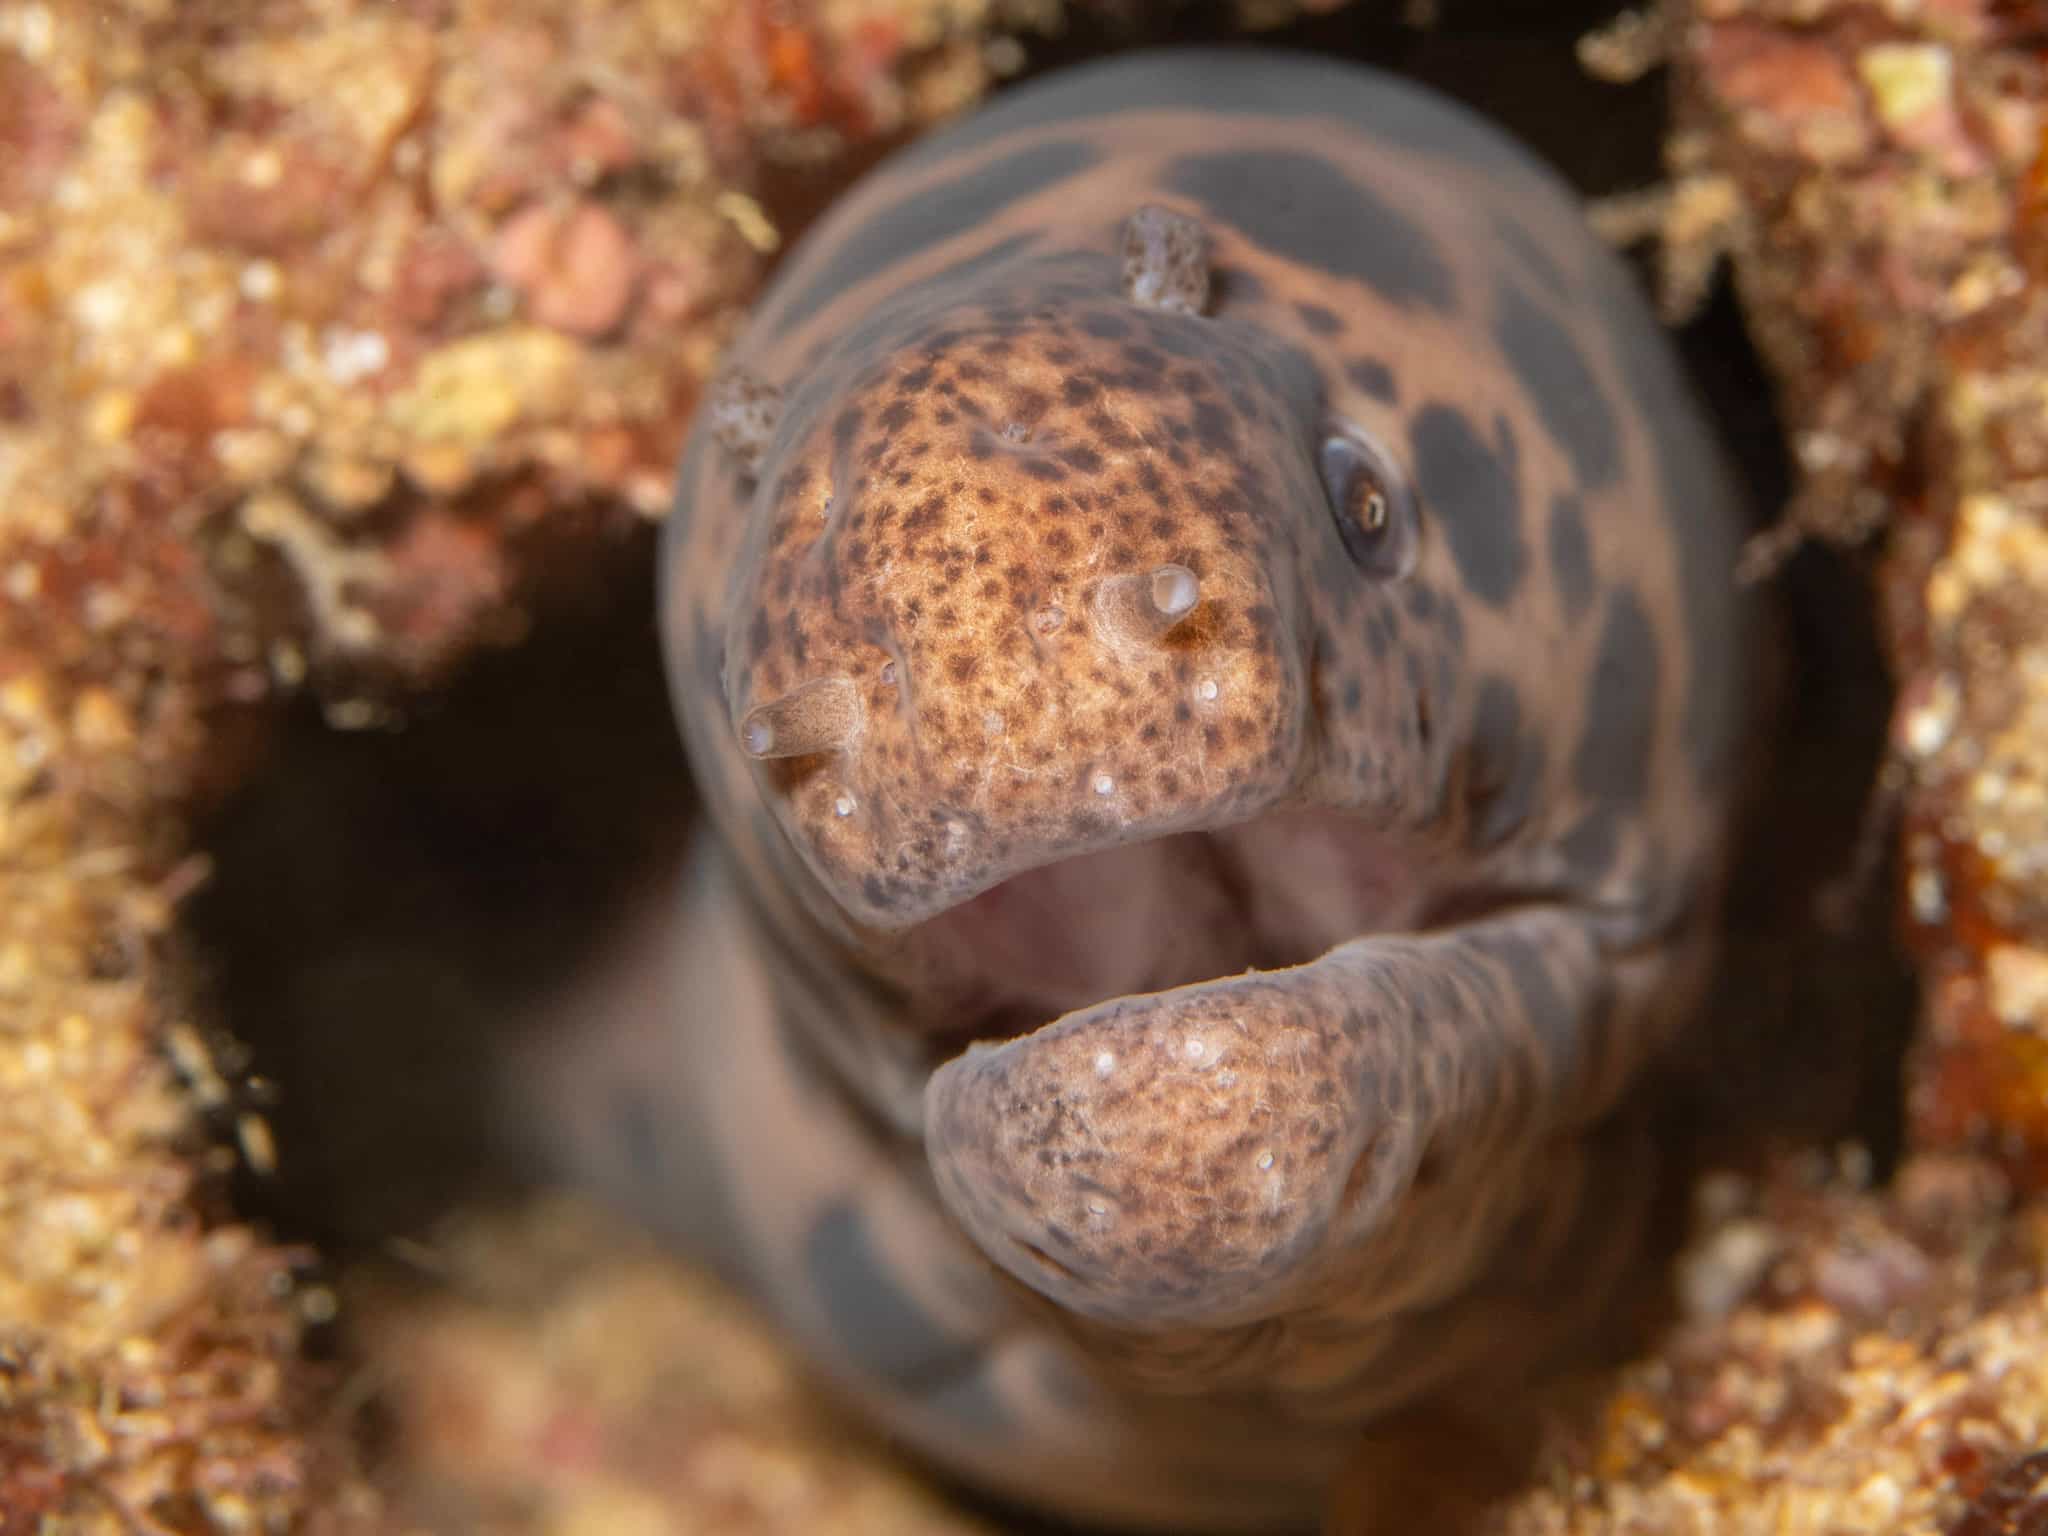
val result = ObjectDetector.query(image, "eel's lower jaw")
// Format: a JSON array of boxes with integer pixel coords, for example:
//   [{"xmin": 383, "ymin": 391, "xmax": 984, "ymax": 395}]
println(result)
[{"xmin": 921, "ymin": 949, "xmax": 1421, "ymax": 1333}]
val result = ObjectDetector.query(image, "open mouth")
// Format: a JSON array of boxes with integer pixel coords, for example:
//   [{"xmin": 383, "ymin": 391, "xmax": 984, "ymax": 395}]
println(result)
[
  {"xmin": 887, "ymin": 806, "xmax": 1433, "ymax": 1070},
  {"xmin": 893, "ymin": 802, "xmax": 1461, "ymax": 1331}
]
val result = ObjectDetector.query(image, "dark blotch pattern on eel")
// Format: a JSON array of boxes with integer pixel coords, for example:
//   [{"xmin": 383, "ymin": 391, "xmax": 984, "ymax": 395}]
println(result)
[{"xmin": 645, "ymin": 47, "xmax": 1758, "ymax": 1535}]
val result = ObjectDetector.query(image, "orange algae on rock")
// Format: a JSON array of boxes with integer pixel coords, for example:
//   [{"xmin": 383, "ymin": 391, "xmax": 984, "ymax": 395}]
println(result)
[
  {"xmin": 0, "ymin": 561, "xmax": 362, "ymax": 1529},
  {"xmin": 1, "ymin": 0, "xmax": 1032, "ymax": 698},
  {"xmin": 1896, "ymin": 338, "xmax": 2048, "ymax": 1190},
  {"xmin": 1481, "ymin": 1154, "xmax": 2048, "ymax": 1536},
  {"xmin": 1665, "ymin": 0, "xmax": 2048, "ymax": 1183}
]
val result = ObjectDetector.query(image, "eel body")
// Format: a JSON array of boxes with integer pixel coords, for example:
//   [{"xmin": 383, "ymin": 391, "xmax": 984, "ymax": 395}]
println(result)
[{"xmin": 636, "ymin": 48, "xmax": 1753, "ymax": 1532}]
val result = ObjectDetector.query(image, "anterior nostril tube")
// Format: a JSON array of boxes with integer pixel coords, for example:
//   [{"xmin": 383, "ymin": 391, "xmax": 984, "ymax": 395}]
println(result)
[
  {"xmin": 1093, "ymin": 563, "xmax": 1201, "ymax": 647},
  {"xmin": 738, "ymin": 675, "xmax": 862, "ymax": 758},
  {"xmin": 1150, "ymin": 563, "xmax": 1199, "ymax": 619},
  {"xmin": 1121, "ymin": 204, "xmax": 1212, "ymax": 317}
]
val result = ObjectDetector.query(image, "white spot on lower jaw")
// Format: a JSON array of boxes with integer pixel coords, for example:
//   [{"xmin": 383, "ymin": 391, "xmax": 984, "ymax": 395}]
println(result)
[
  {"xmin": 1094, "ymin": 1050, "xmax": 1116, "ymax": 1078},
  {"xmin": 1256, "ymin": 1150, "xmax": 1274, "ymax": 1171},
  {"xmin": 1196, "ymin": 677, "xmax": 1220, "ymax": 703},
  {"xmin": 833, "ymin": 794, "xmax": 856, "ymax": 818},
  {"xmin": 1092, "ymin": 772, "xmax": 1115, "ymax": 796},
  {"xmin": 1184, "ymin": 1036, "xmax": 1207, "ymax": 1062}
]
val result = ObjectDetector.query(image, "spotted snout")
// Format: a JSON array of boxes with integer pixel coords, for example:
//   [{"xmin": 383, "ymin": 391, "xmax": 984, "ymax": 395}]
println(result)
[
  {"xmin": 722, "ymin": 297, "xmax": 1329, "ymax": 931},
  {"xmin": 730, "ymin": 535, "xmax": 1306, "ymax": 930}
]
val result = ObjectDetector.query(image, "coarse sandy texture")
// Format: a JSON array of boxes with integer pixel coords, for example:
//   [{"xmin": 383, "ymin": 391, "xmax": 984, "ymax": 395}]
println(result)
[
  {"xmin": 0, "ymin": 0, "xmax": 1056, "ymax": 1528},
  {"xmin": 1469, "ymin": 1152, "xmax": 2048, "ymax": 1536},
  {"xmin": 350, "ymin": 1198, "xmax": 998, "ymax": 1536},
  {"xmin": 1, "ymin": 0, "xmax": 1046, "ymax": 705},
  {"xmin": 1656, "ymin": 0, "xmax": 2048, "ymax": 1185}
]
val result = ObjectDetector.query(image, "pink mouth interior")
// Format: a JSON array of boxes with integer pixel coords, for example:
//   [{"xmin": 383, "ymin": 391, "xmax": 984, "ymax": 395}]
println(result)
[{"xmin": 895, "ymin": 810, "xmax": 1433, "ymax": 1056}]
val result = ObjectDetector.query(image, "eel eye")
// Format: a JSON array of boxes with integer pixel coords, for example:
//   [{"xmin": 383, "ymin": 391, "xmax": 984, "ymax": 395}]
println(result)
[{"xmin": 1318, "ymin": 426, "xmax": 1417, "ymax": 580}]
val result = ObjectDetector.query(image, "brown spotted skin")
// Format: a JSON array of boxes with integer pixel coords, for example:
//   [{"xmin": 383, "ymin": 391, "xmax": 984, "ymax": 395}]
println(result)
[{"xmin": 650, "ymin": 48, "xmax": 1755, "ymax": 1532}]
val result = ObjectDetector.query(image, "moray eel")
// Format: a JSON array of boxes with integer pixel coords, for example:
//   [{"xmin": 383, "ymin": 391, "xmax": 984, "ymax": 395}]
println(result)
[{"xmin": 652, "ymin": 47, "xmax": 1754, "ymax": 1533}]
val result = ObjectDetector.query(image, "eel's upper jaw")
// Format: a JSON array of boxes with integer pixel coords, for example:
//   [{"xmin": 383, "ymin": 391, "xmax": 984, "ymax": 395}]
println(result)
[{"xmin": 796, "ymin": 748, "xmax": 1310, "ymax": 939}]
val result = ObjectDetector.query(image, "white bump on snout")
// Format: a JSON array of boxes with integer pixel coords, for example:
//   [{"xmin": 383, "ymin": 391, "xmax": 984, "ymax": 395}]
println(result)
[
  {"xmin": 1184, "ymin": 1036, "xmax": 1207, "ymax": 1062},
  {"xmin": 1256, "ymin": 1150, "xmax": 1275, "ymax": 1171},
  {"xmin": 1196, "ymin": 677, "xmax": 1220, "ymax": 703},
  {"xmin": 1092, "ymin": 772, "xmax": 1115, "ymax": 796},
  {"xmin": 833, "ymin": 793, "xmax": 856, "ymax": 818},
  {"xmin": 1094, "ymin": 1050, "xmax": 1116, "ymax": 1078}
]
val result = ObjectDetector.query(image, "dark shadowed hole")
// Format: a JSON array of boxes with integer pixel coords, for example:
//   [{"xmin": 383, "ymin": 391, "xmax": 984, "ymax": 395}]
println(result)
[{"xmin": 183, "ymin": 524, "xmax": 693, "ymax": 1254}]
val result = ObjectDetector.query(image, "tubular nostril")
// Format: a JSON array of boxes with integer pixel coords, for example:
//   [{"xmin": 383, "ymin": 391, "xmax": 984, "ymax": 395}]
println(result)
[
  {"xmin": 738, "ymin": 675, "xmax": 862, "ymax": 758},
  {"xmin": 1149, "ymin": 563, "xmax": 1199, "ymax": 620},
  {"xmin": 1093, "ymin": 563, "xmax": 1201, "ymax": 648}
]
